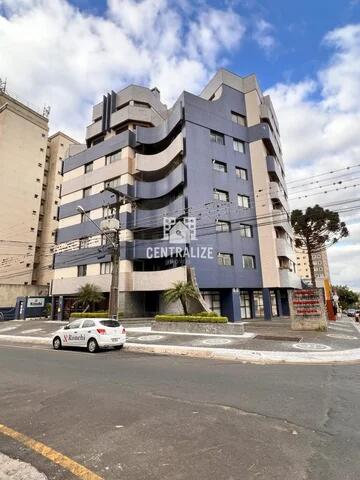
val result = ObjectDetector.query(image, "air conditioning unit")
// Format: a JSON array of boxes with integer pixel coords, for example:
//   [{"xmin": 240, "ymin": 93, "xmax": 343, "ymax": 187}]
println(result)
[{"xmin": 100, "ymin": 218, "xmax": 120, "ymax": 232}]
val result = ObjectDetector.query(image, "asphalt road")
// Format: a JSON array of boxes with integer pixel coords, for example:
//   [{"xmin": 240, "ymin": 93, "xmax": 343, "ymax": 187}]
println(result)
[{"xmin": 0, "ymin": 344, "xmax": 359, "ymax": 480}]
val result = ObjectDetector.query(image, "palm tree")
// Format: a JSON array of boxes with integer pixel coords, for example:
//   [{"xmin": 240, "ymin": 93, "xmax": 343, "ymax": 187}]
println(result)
[
  {"xmin": 76, "ymin": 284, "xmax": 105, "ymax": 312},
  {"xmin": 163, "ymin": 281, "xmax": 199, "ymax": 315}
]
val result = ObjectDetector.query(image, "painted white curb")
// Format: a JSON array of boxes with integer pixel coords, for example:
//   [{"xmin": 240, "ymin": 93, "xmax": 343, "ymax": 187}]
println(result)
[{"xmin": 1, "ymin": 335, "xmax": 360, "ymax": 364}]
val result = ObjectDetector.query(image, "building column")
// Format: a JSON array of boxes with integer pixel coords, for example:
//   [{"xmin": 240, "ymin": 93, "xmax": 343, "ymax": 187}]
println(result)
[
  {"xmin": 221, "ymin": 289, "xmax": 241, "ymax": 322},
  {"xmin": 50, "ymin": 296, "xmax": 56, "ymax": 320},
  {"xmin": 276, "ymin": 289, "xmax": 283, "ymax": 317},
  {"xmin": 57, "ymin": 296, "xmax": 64, "ymax": 321},
  {"xmin": 262, "ymin": 288, "xmax": 272, "ymax": 321}
]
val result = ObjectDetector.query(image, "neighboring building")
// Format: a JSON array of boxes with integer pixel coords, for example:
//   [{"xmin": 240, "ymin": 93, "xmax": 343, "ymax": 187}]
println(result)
[
  {"xmin": 295, "ymin": 247, "xmax": 331, "ymax": 287},
  {"xmin": 0, "ymin": 89, "xmax": 78, "ymax": 306},
  {"xmin": 52, "ymin": 69, "xmax": 300, "ymax": 321}
]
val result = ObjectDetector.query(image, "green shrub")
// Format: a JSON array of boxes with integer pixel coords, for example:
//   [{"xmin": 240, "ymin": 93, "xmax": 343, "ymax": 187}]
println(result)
[
  {"xmin": 70, "ymin": 311, "xmax": 124, "ymax": 319},
  {"xmin": 195, "ymin": 311, "xmax": 219, "ymax": 317},
  {"xmin": 155, "ymin": 314, "xmax": 228, "ymax": 323}
]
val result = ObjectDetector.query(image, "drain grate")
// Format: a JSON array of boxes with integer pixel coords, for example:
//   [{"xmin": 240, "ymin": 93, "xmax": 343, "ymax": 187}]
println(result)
[{"xmin": 254, "ymin": 335, "xmax": 302, "ymax": 342}]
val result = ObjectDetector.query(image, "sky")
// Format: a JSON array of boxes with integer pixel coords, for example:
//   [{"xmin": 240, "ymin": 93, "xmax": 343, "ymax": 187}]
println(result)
[{"xmin": 0, "ymin": 0, "xmax": 360, "ymax": 290}]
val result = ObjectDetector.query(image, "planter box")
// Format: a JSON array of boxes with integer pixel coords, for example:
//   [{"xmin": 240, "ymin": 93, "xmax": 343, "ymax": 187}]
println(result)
[{"xmin": 152, "ymin": 321, "xmax": 245, "ymax": 335}]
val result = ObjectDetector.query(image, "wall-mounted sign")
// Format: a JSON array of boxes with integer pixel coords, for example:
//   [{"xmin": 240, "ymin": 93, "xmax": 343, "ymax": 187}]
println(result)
[{"xmin": 27, "ymin": 297, "xmax": 45, "ymax": 308}]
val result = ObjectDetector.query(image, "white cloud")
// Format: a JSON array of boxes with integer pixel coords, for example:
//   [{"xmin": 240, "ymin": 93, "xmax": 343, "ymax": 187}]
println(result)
[
  {"xmin": 266, "ymin": 23, "xmax": 360, "ymax": 290},
  {"xmin": 253, "ymin": 18, "xmax": 276, "ymax": 54},
  {"xmin": 0, "ymin": 0, "xmax": 246, "ymax": 140}
]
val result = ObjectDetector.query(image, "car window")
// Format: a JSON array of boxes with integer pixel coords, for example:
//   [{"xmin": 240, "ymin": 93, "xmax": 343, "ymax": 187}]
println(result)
[
  {"xmin": 100, "ymin": 320, "xmax": 120, "ymax": 328},
  {"xmin": 83, "ymin": 320, "xmax": 95, "ymax": 328},
  {"xmin": 69, "ymin": 320, "xmax": 82, "ymax": 329}
]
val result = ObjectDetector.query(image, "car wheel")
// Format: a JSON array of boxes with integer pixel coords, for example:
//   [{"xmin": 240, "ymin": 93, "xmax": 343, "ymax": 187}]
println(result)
[
  {"xmin": 53, "ymin": 337, "xmax": 62, "ymax": 350},
  {"xmin": 114, "ymin": 344, "xmax": 124, "ymax": 350},
  {"xmin": 87, "ymin": 338, "xmax": 98, "ymax": 353}
]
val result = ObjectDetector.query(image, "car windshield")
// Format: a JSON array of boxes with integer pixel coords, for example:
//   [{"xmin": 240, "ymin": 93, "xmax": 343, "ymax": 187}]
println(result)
[{"xmin": 100, "ymin": 320, "xmax": 120, "ymax": 328}]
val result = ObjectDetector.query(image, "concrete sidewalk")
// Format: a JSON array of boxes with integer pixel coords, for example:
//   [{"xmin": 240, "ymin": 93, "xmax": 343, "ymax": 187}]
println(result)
[{"xmin": 0, "ymin": 317, "xmax": 359, "ymax": 364}]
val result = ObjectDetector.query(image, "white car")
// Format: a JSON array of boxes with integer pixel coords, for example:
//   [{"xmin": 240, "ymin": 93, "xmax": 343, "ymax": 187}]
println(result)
[{"xmin": 52, "ymin": 318, "xmax": 126, "ymax": 353}]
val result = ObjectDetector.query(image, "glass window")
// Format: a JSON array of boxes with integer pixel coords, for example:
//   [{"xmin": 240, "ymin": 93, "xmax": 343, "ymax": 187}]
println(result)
[
  {"xmin": 105, "ymin": 150, "xmax": 122, "ymax": 165},
  {"xmin": 210, "ymin": 130, "xmax": 225, "ymax": 145},
  {"xmin": 212, "ymin": 160, "xmax": 227, "ymax": 172},
  {"xmin": 213, "ymin": 189, "xmax": 229, "ymax": 202},
  {"xmin": 83, "ymin": 187, "xmax": 91, "ymax": 198},
  {"xmin": 238, "ymin": 194, "xmax": 250, "ymax": 208},
  {"xmin": 270, "ymin": 291, "xmax": 278, "ymax": 316},
  {"xmin": 217, "ymin": 253, "xmax": 233, "ymax": 266},
  {"xmin": 85, "ymin": 162, "xmax": 93, "ymax": 173},
  {"xmin": 240, "ymin": 291, "xmax": 252, "ymax": 319},
  {"xmin": 242, "ymin": 255, "xmax": 255, "ymax": 269},
  {"xmin": 201, "ymin": 291, "xmax": 221, "ymax": 315},
  {"xmin": 239, "ymin": 224, "xmax": 253, "ymax": 238},
  {"xmin": 69, "ymin": 320, "xmax": 82, "ymax": 329},
  {"xmin": 83, "ymin": 320, "xmax": 95, "ymax": 328},
  {"xmin": 233, "ymin": 139, "xmax": 245, "ymax": 153},
  {"xmin": 100, "ymin": 262, "xmax": 112, "ymax": 275},
  {"xmin": 79, "ymin": 238, "xmax": 89, "ymax": 249},
  {"xmin": 235, "ymin": 167, "xmax": 248, "ymax": 180},
  {"xmin": 77, "ymin": 265, "xmax": 87, "ymax": 277},
  {"xmin": 216, "ymin": 220, "xmax": 230, "ymax": 233},
  {"xmin": 81, "ymin": 212, "xmax": 90, "ymax": 223},
  {"xmin": 100, "ymin": 320, "xmax": 120, "ymax": 327},
  {"xmin": 253, "ymin": 291, "xmax": 264, "ymax": 317},
  {"xmin": 231, "ymin": 112, "xmax": 246, "ymax": 126},
  {"xmin": 105, "ymin": 176, "xmax": 121, "ymax": 188}
]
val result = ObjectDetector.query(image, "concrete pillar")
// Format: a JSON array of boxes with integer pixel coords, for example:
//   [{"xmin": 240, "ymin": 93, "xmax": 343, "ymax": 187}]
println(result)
[
  {"xmin": 50, "ymin": 296, "xmax": 56, "ymax": 320},
  {"xmin": 262, "ymin": 288, "xmax": 272, "ymax": 321},
  {"xmin": 57, "ymin": 296, "xmax": 64, "ymax": 321},
  {"xmin": 222, "ymin": 289, "xmax": 241, "ymax": 322},
  {"xmin": 276, "ymin": 289, "xmax": 283, "ymax": 317}
]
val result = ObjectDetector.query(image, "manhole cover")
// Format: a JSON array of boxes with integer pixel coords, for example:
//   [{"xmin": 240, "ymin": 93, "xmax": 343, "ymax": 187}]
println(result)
[
  {"xmin": 255, "ymin": 335, "xmax": 302, "ymax": 342},
  {"xmin": 326, "ymin": 333, "xmax": 358, "ymax": 340},
  {"xmin": 293, "ymin": 343, "xmax": 331, "ymax": 351},
  {"xmin": 136, "ymin": 335, "xmax": 164, "ymax": 341},
  {"xmin": 202, "ymin": 338, "xmax": 232, "ymax": 346}
]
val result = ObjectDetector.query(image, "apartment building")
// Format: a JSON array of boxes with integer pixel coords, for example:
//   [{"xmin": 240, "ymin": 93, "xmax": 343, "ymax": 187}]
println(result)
[
  {"xmin": 53, "ymin": 69, "xmax": 300, "ymax": 321},
  {"xmin": 295, "ymin": 247, "xmax": 331, "ymax": 287},
  {"xmin": 0, "ymin": 89, "xmax": 78, "ymax": 306}
]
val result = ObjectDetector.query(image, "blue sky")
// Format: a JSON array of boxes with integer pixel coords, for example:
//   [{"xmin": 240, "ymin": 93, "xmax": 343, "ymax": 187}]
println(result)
[{"xmin": 0, "ymin": 0, "xmax": 360, "ymax": 289}]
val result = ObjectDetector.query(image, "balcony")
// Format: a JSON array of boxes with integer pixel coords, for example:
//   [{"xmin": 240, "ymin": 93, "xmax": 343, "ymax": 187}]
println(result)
[
  {"xmin": 276, "ymin": 237, "xmax": 295, "ymax": 260},
  {"xmin": 132, "ymin": 195, "xmax": 185, "ymax": 229},
  {"xmin": 119, "ymin": 266, "xmax": 187, "ymax": 292},
  {"xmin": 52, "ymin": 274, "xmax": 111, "ymax": 295},
  {"xmin": 110, "ymin": 105, "xmax": 153, "ymax": 128},
  {"xmin": 135, "ymin": 133, "xmax": 183, "ymax": 175},
  {"xmin": 279, "ymin": 268, "xmax": 301, "ymax": 289},
  {"xmin": 272, "ymin": 210, "xmax": 292, "ymax": 235},
  {"xmin": 135, "ymin": 164, "xmax": 184, "ymax": 199},
  {"xmin": 136, "ymin": 102, "xmax": 183, "ymax": 146},
  {"xmin": 267, "ymin": 156, "xmax": 285, "ymax": 187},
  {"xmin": 269, "ymin": 182, "xmax": 289, "ymax": 212},
  {"xmin": 86, "ymin": 120, "xmax": 103, "ymax": 140}
]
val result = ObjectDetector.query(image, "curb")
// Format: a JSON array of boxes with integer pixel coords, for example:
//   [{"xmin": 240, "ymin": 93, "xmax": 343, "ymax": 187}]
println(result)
[{"xmin": 1, "ymin": 334, "xmax": 360, "ymax": 364}]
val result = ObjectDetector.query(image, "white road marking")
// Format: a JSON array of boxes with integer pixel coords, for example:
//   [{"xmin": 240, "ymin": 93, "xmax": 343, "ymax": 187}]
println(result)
[
  {"xmin": 20, "ymin": 329, "xmax": 43, "ymax": 334},
  {"xmin": 0, "ymin": 326, "xmax": 17, "ymax": 333},
  {"xmin": 136, "ymin": 335, "xmax": 164, "ymax": 341},
  {"xmin": 326, "ymin": 334, "xmax": 358, "ymax": 340},
  {"xmin": 293, "ymin": 343, "xmax": 331, "ymax": 351},
  {"xmin": 201, "ymin": 338, "xmax": 232, "ymax": 346}
]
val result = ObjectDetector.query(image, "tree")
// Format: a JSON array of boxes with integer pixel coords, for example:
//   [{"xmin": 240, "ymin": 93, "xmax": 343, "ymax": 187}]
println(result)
[
  {"xmin": 291, "ymin": 205, "xmax": 349, "ymax": 286},
  {"xmin": 163, "ymin": 281, "xmax": 199, "ymax": 315},
  {"xmin": 333, "ymin": 285, "xmax": 359, "ymax": 310},
  {"xmin": 76, "ymin": 283, "xmax": 104, "ymax": 312}
]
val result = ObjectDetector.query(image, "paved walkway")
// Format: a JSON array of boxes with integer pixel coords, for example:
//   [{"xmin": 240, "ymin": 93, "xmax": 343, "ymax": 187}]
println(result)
[{"xmin": 0, "ymin": 316, "xmax": 359, "ymax": 364}]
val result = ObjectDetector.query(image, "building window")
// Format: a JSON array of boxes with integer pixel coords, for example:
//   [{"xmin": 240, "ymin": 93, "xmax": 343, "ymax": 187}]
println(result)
[
  {"xmin": 239, "ymin": 224, "xmax": 253, "ymax": 238},
  {"xmin": 210, "ymin": 130, "xmax": 225, "ymax": 145},
  {"xmin": 213, "ymin": 189, "xmax": 229, "ymax": 202},
  {"xmin": 105, "ymin": 150, "xmax": 122, "ymax": 165},
  {"xmin": 242, "ymin": 255, "xmax": 256, "ymax": 269},
  {"xmin": 270, "ymin": 291, "xmax": 279, "ymax": 316},
  {"xmin": 217, "ymin": 253, "xmax": 233, "ymax": 266},
  {"xmin": 233, "ymin": 139, "xmax": 245, "ymax": 153},
  {"xmin": 240, "ymin": 291, "xmax": 252, "ymax": 319},
  {"xmin": 100, "ymin": 262, "xmax": 112, "ymax": 275},
  {"xmin": 83, "ymin": 187, "xmax": 91, "ymax": 198},
  {"xmin": 235, "ymin": 167, "xmax": 248, "ymax": 180},
  {"xmin": 238, "ymin": 194, "xmax": 250, "ymax": 208},
  {"xmin": 231, "ymin": 111, "xmax": 246, "ymax": 126},
  {"xmin": 216, "ymin": 220, "xmax": 230, "ymax": 232},
  {"xmin": 253, "ymin": 290, "xmax": 264, "ymax": 317},
  {"xmin": 105, "ymin": 176, "xmax": 121, "ymax": 188},
  {"xmin": 212, "ymin": 160, "xmax": 227, "ymax": 173},
  {"xmin": 77, "ymin": 265, "xmax": 87, "ymax": 277},
  {"xmin": 85, "ymin": 162, "xmax": 93, "ymax": 173},
  {"xmin": 79, "ymin": 238, "xmax": 89, "ymax": 249},
  {"xmin": 36, "ymin": 178, "xmax": 40, "ymax": 182},
  {"xmin": 81, "ymin": 211, "xmax": 90, "ymax": 223},
  {"xmin": 202, "ymin": 291, "xmax": 221, "ymax": 315}
]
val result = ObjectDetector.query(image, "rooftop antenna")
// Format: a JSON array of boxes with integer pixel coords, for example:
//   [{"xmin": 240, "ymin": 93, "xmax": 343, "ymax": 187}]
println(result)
[
  {"xmin": 0, "ymin": 78, "xmax": 7, "ymax": 93},
  {"xmin": 43, "ymin": 105, "xmax": 51, "ymax": 118}
]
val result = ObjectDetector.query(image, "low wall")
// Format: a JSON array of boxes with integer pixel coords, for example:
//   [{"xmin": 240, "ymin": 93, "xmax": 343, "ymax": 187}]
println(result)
[
  {"xmin": 0, "ymin": 284, "xmax": 48, "ymax": 308},
  {"xmin": 152, "ymin": 321, "xmax": 245, "ymax": 335}
]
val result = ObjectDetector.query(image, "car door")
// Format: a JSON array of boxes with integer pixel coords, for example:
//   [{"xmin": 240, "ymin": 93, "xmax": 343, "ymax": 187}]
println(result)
[
  {"xmin": 81, "ymin": 319, "xmax": 96, "ymax": 346},
  {"xmin": 66, "ymin": 319, "xmax": 83, "ymax": 346}
]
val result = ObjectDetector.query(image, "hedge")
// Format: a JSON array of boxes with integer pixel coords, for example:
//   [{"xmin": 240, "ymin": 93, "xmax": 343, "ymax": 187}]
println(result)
[
  {"xmin": 195, "ymin": 311, "xmax": 219, "ymax": 317},
  {"xmin": 70, "ymin": 312, "xmax": 123, "ymax": 319},
  {"xmin": 155, "ymin": 315, "xmax": 228, "ymax": 323}
]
